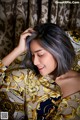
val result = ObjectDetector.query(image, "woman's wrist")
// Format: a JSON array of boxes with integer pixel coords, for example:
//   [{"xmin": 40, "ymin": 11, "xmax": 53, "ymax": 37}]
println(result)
[
  {"xmin": 16, "ymin": 44, "xmax": 27, "ymax": 54},
  {"xmin": 14, "ymin": 46, "xmax": 23, "ymax": 56},
  {"xmin": 2, "ymin": 47, "xmax": 23, "ymax": 66}
]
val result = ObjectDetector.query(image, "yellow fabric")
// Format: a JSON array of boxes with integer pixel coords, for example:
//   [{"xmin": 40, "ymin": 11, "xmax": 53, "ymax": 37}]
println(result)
[
  {"xmin": 0, "ymin": 60, "xmax": 80, "ymax": 120},
  {"xmin": 0, "ymin": 61, "xmax": 62, "ymax": 120}
]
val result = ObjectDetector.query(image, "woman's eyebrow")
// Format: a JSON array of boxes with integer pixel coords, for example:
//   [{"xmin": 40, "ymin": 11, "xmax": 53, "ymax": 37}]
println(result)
[{"xmin": 31, "ymin": 49, "xmax": 43, "ymax": 53}]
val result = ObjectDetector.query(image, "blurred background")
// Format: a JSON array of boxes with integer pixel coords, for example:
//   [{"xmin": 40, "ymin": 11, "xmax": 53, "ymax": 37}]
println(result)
[{"xmin": 0, "ymin": 0, "xmax": 80, "ymax": 59}]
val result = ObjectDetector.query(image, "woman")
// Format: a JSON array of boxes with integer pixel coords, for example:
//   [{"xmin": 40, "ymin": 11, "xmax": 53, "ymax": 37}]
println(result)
[{"xmin": 0, "ymin": 23, "xmax": 80, "ymax": 120}]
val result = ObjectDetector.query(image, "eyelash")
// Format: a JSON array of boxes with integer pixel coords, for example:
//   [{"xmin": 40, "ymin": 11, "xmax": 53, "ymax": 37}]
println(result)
[
  {"xmin": 31, "ymin": 54, "xmax": 44, "ymax": 57},
  {"xmin": 38, "ymin": 54, "xmax": 43, "ymax": 57}
]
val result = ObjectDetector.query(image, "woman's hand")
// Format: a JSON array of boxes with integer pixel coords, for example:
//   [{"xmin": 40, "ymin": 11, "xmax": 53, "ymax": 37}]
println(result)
[
  {"xmin": 17, "ymin": 28, "xmax": 34, "ymax": 53},
  {"xmin": 2, "ymin": 28, "xmax": 34, "ymax": 66}
]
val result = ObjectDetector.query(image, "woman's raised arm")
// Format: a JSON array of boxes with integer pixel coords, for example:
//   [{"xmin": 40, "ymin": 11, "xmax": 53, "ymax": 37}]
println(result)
[{"xmin": 2, "ymin": 28, "xmax": 34, "ymax": 66}]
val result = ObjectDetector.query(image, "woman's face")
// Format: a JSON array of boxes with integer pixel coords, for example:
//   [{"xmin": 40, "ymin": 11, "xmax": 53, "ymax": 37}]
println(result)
[{"xmin": 30, "ymin": 40, "xmax": 57, "ymax": 76}]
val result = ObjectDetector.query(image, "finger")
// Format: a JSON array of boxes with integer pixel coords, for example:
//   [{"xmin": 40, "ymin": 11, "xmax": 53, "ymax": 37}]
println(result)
[
  {"xmin": 21, "ymin": 33, "xmax": 32, "ymax": 39},
  {"xmin": 22, "ymin": 28, "xmax": 34, "ymax": 35}
]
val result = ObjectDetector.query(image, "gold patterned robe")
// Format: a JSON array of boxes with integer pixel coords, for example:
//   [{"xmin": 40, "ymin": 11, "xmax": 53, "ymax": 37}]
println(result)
[{"xmin": 0, "ymin": 60, "xmax": 80, "ymax": 120}]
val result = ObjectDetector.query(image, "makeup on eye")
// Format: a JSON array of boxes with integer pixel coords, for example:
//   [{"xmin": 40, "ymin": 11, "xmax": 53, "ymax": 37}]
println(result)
[
  {"xmin": 31, "ymin": 53, "xmax": 45, "ymax": 58},
  {"xmin": 38, "ymin": 52, "xmax": 45, "ymax": 57},
  {"xmin": 31, "ymin": 50, "xmax": 45, "ymax": 57}
]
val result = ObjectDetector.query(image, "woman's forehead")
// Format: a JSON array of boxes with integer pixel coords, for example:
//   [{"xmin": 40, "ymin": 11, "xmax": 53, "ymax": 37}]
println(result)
[{"xmin": 30, "ymin": 40, "xmax": 44, "ymax": 52}]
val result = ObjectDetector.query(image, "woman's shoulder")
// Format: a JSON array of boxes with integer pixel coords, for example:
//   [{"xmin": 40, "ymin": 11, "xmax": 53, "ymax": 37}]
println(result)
[{"xmin": 55, "ymin": 70, "xmax": 80, "ymax": 98}]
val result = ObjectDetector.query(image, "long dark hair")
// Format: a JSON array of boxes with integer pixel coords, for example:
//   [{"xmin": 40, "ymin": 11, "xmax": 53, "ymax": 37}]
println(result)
[{"xmin": 22, "ymin": 23, "xmax": 75, "ymax": 77}]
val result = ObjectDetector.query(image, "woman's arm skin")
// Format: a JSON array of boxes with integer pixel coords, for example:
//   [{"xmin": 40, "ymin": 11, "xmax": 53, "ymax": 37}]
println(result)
[{"xmin": 2, "ymin": 28, "xmax": 34, "ymax": 66}]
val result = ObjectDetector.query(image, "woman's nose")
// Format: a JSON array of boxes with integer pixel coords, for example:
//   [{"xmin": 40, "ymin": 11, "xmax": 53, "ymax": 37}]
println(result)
[{"xmin": 33, "ymin": 56, "xmax": 40, "ymax": 66}]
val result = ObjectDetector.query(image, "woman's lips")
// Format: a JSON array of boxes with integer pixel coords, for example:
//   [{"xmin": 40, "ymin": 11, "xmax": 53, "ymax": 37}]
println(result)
[{"xmin": 38, "ymin": 67, "xmax": 44, "ymax": 71}]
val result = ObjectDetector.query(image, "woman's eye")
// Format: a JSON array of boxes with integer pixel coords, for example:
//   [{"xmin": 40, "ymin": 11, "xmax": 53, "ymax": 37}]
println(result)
[{"xmin": 38, "ymin": 54, "xmax": 44, "ymax": 57}]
